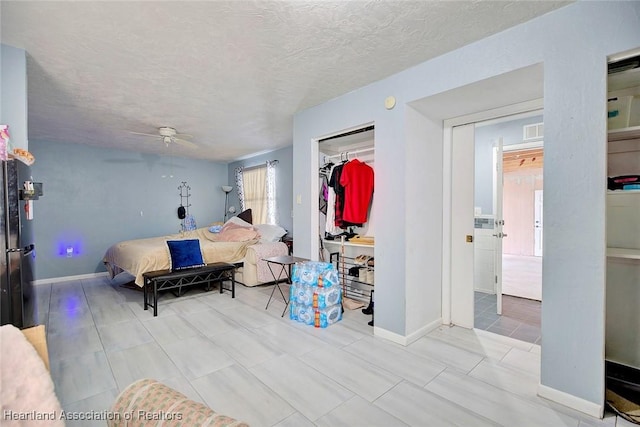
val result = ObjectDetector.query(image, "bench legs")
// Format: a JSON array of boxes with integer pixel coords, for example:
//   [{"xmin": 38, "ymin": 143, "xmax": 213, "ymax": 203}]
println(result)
[
  {"xmin": 143, "ymin": 277, "xmax": 159, "ymax": 317},
  {"xmin": 219, "ymin": 271, "xmax": 236, "ymax": 298},
  {"xmin": 143, "ymin": 268, "xmax": 236, "ymax": 317}
]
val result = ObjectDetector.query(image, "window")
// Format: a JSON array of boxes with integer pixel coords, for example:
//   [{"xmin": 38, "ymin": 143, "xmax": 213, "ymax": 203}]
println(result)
[{"xmin": 235, "ymin": 160, "xmax": 278, "ymax": 224}]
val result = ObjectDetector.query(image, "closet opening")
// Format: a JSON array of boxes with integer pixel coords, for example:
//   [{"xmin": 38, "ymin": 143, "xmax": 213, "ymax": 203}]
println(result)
[
  {"xmin": 316, "ymin": 125, "xmax": 376, "ymax": 328},
  {"xmin": 604, "ymin": 47, "xmax": 640, "ymax": 420}
]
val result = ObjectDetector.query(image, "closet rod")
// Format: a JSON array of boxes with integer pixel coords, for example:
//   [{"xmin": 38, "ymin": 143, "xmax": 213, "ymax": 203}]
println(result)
[{"xmin": 325, "ymin": 147, "xmax": 375, "ymax": 160}]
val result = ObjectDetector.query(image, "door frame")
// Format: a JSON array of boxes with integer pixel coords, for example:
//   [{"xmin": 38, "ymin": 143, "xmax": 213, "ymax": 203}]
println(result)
[{"xmin": 442, "ymin": 99, "xmax": 543, "ymax": 326}]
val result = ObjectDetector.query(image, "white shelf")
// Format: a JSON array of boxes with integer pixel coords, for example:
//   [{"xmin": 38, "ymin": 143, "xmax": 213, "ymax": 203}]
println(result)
[
  {"xmin": 323, "ymin": 239, "xmax": 374, "ymax": 248},
  {"xmin": 608, "ymin": 125, "xmax": 640, "ymax": 141},
  {"xmin": 607, "ymin": 247, "xmax": 640, "ymax": 260},
  {"xmin": 607, "ymin": 190, "xmax": 640, "ymax": 195}
]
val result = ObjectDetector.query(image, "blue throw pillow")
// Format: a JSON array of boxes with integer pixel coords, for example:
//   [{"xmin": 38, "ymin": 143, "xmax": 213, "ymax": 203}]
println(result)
[{"xmin": 166, "ymin": 239, "xmax": 205, "ymax": 271}]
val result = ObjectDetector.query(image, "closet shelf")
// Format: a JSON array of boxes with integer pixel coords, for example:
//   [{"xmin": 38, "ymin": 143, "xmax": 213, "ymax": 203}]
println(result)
[
  {"xmin": 608, "ymin": 125, "xmax": 640, "ymax": 142},
  {"xmin": 607, "ymin": 247, "xmax": 640, "ymax": 260},
  {"xmin": 323, "ymin": 239, "xmax": 373, "ymax": 248},
  {"xmin": 607, "ymin": 190, "xmax": 640, "ymax": 195}
]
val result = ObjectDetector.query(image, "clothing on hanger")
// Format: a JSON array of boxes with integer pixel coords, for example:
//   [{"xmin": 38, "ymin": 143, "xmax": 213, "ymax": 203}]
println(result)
[
  {"xmin": 329, "ymin": 162, "xmax": 347, "ymax": 228},
  {"xmin": 324, "ymin": 163, "xmax": 342, "ymax": 235},
  {"xmin": 318, "ymin": 161, "xmax": 335, "ymax": 215},
  {"xmin": 340, "ymin": 158, "xmax": 374, "ymax": 224}
]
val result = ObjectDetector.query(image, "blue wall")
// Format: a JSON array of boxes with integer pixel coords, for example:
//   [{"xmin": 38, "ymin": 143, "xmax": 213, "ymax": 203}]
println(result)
[
  {"xmin": 29, "ymin": 140, "xmax": 228, "ymax": 280},
  {"xmin": 293, "ymin": 1, "xmax": 640, "ymax": 411},
  {"xmin": 227, "ymin": 145, "xmax": 293, "ymax": 234}
]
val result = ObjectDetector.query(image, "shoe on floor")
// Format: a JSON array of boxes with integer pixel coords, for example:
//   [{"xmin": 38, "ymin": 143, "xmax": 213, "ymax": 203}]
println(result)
[{"xmin": 362, "ymin": 301, "xmax": 374, "ymax": 315}]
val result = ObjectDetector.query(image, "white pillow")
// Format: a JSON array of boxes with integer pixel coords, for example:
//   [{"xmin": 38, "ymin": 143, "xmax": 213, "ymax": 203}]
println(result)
[
  {"xmin": 0, "ymin": 325, "xmax": 64, "ymax": 426},
  {"xmin": 224, "ymin": 216, "xmax": 252, "ymax": 228},
  {"xmin": 254, "ymin": 223, "xmax": 287, "ymax": 242}
]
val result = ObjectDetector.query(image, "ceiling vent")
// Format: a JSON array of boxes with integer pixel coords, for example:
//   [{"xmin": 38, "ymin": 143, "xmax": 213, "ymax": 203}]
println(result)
[{"xmin": 523, "ymin": 122, "xmax": 544, "ymax": 141}]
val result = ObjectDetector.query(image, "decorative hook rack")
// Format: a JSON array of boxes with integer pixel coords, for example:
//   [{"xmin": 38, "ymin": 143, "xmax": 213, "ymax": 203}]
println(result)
[{"xmin": 178, "ymin": 181, "xmax": 191, "ymax": 215}]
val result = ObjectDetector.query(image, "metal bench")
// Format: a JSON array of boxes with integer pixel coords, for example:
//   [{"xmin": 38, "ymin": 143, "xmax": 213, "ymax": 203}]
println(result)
[{"xmin": 142, "ymin": 262, "xmax": 236, "ymax": 316}]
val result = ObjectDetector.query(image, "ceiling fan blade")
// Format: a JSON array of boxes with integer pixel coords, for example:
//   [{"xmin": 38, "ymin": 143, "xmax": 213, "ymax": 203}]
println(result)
[
  {"xmin": 174, "ymin": 133, "xmax": 193, "ymax": 140},
  {"xmin": 129, "ymin": 131, "xmax": 162, "ymax": 139},
  {"xmin": 174, "ymin": 138, "xmax": 198, "ymax": 149}
]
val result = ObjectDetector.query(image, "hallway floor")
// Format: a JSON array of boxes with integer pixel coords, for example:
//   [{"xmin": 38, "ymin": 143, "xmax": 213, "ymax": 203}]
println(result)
[
  {"xmin": 474, "ymin": 292, "xmax": 541, "ymax": 345},
  {"xmin": 502, "ymin": 254, "xmax": 542, "ymax": 301}
]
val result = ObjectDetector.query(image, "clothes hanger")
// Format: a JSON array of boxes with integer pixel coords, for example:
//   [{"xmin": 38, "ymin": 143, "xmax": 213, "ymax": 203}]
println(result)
[{"xmin": 320, "ymin": 161, "xmax": 334, "ymax": 171}]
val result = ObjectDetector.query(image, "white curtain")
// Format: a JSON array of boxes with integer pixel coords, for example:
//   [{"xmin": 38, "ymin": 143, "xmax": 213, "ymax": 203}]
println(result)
[
  {"xmin": 235, "ymin": 161, "xmax": 278, "ymax": 225},
  {"xmin": 241, "ymin": 165, "xmax": 268, "ymax": 224},
  {"xmin": 266, "ymin": 160, "xmax": 278, "ymax": 225},
  {"xmin": 235, "ymin": 167, "xmax": 245, "ymax": 210}
]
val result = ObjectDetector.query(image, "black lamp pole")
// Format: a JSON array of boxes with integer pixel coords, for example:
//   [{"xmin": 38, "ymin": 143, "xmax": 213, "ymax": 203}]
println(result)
[{"xmin": 222, "ymin": 186, "xmax": 233, "ymax": 221}]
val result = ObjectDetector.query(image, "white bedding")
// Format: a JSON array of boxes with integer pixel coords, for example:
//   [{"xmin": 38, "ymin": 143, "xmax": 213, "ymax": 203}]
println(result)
[
  {"xmin": 103, "ymin": 227, "xmax": 258, "ymax": 287},
  {"xmin": 0, "ymin": 325, "xmax": 64, "ymax": 427}
]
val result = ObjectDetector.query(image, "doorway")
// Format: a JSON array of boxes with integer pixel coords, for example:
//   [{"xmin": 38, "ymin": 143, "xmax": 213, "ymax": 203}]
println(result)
[
  {"xmin": 501, "ymin": 143, "xmax": 544, "ymax": 302},
  {"xmin": 470, "ymin": 113, "xmax": 543, "ymax": 344},
  {"xmin": 410, "ymin": 63, "xmax": 544, "ymax": 335}
]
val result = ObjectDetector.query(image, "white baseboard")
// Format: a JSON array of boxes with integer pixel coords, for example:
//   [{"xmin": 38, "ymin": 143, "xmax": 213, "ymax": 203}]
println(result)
[
  {"xmin": 537, "ymin": 384, "xmax": 604, "ymax": 419},
  {"xmin": 374, "ymin": 318, "xmax": 442, "ymax": 346},
  {"xmin": 34, "ymin": 272, "xmax": 110, "ymax": 285}
]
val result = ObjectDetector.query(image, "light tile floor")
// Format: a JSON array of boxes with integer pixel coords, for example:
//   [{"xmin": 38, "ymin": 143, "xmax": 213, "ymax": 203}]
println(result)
[
  {"xmin": 502, "ymin": 254, "xmax": 542, "ymax": 301},
  {"xmin": 474, "ymin": 292, "xmax": 541, "ymax": 345},
  {"xmin": 33, "ymin": 275, "xmax": 630, "ymax": 427}
]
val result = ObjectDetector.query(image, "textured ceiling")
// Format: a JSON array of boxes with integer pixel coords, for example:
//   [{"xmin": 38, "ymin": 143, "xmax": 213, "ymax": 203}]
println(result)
[{"xmin": 1, "ymin": 1, "xmax": 570, "ymax": 162}]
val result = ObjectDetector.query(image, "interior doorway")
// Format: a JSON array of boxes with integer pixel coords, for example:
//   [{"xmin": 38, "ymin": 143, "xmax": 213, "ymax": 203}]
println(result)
[
  {"xmin": 472, "ymin": 113, "xmax": 543, "ymax": 344},
  {"xmin": 412, "ymin": 63, "xmax": 545, "ymax": 336},
  {"xmin": 501, "ymin": 143, "xmax": 544, "ymax": 301}
]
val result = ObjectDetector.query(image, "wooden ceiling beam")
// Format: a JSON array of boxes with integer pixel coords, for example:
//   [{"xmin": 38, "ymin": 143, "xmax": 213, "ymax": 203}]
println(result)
[{"xmin": 503, "ymin": 148, "xmax": 544, "ymax": 172}]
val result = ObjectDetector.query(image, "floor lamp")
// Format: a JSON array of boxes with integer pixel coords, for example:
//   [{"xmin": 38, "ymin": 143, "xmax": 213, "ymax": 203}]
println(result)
[{"xmin": 222, "ymin": 185, "xmax": 233, "ymax": 221}]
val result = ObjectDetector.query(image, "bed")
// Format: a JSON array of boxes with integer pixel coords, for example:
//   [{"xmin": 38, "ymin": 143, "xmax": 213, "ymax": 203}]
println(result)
[
  {"xmin": 103, "ymin": 218, "xmax": 288, "ymax": 287},
  {"xmin": 103, "ymin": 225, "xmax": 258, "ymax": 287}
]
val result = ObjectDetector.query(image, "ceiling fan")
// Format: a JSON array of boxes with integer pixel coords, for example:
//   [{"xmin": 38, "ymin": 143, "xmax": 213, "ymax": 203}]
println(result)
[{"xmin": 129, "ymin": 127, "xmax": 197, "ymax": 149}]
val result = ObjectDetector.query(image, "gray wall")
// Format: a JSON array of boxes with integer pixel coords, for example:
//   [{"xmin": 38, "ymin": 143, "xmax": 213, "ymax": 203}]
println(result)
[
  {"xmin": 474, "ymin": 115, "xmax": 544, "ymax": 215},
  {"xmin": 227, "ymin": 145, "xmax": 293, "ymax": 234},
  {"xmin": 1, "ymin": 44, "xmax": 28, "ymax": 150},
  {"xmin": 29, "ymin": 140, "xmax": 228, "ymax": 280}
]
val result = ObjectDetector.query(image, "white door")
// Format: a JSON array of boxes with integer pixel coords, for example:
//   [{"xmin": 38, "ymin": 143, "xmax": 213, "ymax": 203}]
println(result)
[
  {"xmin": 492, "ymin": 138, "xmax": 505, "ymax": 315},
  {"xmin": 534, "ymin": 190, "xmax": 544, "ymax": 257},
  {"xmin": 450, "ymin": 124, "xmax": 475, "ymax": 328}
]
